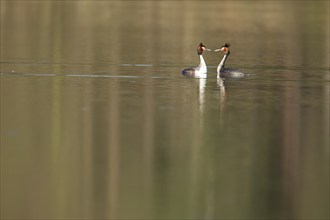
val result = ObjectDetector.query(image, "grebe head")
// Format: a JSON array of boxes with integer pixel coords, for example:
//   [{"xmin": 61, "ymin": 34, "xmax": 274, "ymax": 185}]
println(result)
[
  {"xmin": 215, "ymin": 43, "xmax": 231, "ymax": 55},
  {"xmin": 197, "ymin": 42, "xmax": 211, "ymax": 55}
]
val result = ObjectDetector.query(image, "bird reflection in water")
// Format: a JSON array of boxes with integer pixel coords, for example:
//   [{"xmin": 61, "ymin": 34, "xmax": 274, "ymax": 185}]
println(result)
[
  {"xmin": 217, "ymin": 77, "xmax": 226, "ymax": 125},
  {"xmin": 199, "ymin": 78, "xmax": 206, "ymax": 114}
]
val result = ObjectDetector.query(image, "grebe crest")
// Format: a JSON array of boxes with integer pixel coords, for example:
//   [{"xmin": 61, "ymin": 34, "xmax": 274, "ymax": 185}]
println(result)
[
  {"xmin": 215, "ymin": 43, "xmax": 231, "ymax": 55},
  {"xmin": 197, "ymin": 42, "xmax": 207, "ymax": 55}
]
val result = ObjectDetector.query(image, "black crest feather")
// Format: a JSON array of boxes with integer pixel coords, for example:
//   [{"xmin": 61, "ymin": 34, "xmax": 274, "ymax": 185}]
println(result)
[{"xmin": 224, "ymin": 43, "xmax": 231, "ymax": 48}]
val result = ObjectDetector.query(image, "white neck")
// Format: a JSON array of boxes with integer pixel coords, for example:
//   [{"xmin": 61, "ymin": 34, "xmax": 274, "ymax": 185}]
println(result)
[
  {"xmin": 217, "ymin": 54, "xmax": 227, "ymax": 78},
  {"xmin": 197, "ymin": 54, "xmax": 207, "ymax": 74}
]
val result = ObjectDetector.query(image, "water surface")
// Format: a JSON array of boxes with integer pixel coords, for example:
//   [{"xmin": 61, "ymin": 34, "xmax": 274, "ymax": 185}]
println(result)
[{"xmin": 1, "ymin": 1, "xmax": 329, "ymax": 219}]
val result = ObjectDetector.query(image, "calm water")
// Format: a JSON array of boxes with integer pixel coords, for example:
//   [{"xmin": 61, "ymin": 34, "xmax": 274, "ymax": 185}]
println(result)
[{"xmin": 1, "ymin": 1, "xmax": 329, "ymax": 219}]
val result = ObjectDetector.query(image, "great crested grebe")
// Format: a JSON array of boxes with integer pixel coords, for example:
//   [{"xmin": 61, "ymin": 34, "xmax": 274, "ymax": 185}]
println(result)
[
  {"xmin": 182, "ymin": 42, "xmax": 211, "ymax": 78},
  {"xmin": 214, "ymin": 43, "xmax": 246, "ymax": 78}
]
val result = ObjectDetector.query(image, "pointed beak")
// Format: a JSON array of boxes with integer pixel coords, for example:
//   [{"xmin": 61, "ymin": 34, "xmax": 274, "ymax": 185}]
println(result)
[
  {"xmin": 214, "ymin": 48, "xmax": 222, "ymax": 52},
  {"xmin": 202, "ymin": 47, "xmax": 211, "ymax": 52}
]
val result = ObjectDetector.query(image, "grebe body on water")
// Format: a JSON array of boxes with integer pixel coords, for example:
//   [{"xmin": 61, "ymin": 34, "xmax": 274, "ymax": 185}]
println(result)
[
  {"xmin": 215, "ymin": 43, "xmax": 246, "ymax": 79},
  {"xmin": 182, "ymin": 42, "xmax": 211, "ymax": 78}
]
